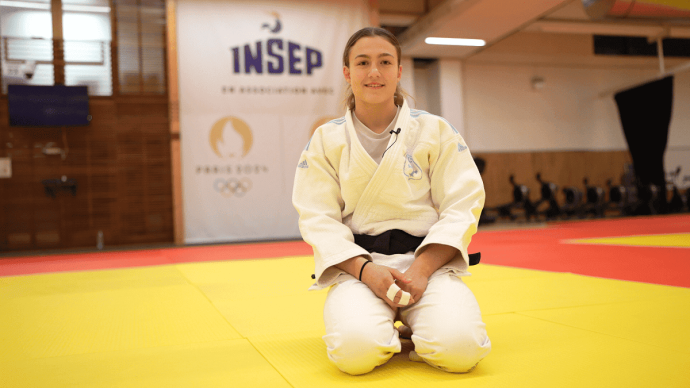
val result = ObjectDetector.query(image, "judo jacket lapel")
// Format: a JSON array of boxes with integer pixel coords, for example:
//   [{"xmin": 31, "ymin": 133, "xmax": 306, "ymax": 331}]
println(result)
[{"xmin": 349, "ymin": 102, "xmax": 412, "ymax": 231}]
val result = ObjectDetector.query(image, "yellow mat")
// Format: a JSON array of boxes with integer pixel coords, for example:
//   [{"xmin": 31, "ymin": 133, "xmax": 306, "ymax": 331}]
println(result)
[
  {"xmin": 465, "ymin": 265, "xmax": 688, "ymax": 315},
  {"xmin": 520, "ymin": 297, "xmax": 690, "ymax": 355},
  {"xmin": 248, "ymin": 313, "xmax": 690, "ymax": 388},
  {"xmin": 1, "ymin": 339, "xmax": 292, "ymax": 388},
  {"xmin": 1, "ymin": 256, "xmax": 689, "ymax": 387},
  {"xmin": 0, "ymin": 266, "xmax": 241, "ymax": 362},
  {"xmin": 565, "ymin": 233, "xmax": 690, "ymax": 248}
]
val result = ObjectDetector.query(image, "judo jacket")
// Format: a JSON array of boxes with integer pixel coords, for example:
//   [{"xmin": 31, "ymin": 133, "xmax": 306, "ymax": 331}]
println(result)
[{"xmin": 292, "ymin": 100, "xmax": 485, "ymax": 290}]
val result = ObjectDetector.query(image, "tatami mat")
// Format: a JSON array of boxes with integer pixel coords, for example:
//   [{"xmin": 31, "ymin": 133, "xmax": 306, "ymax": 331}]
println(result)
[
  {"xmin": 520, "ymin": 297, "xmax": 690, "ymax": 355},
  {"xmin": 1, "ymin": 216, "xmax": 689, "ymax": 387},
  {"xmin": 175, "ymin": 256, "xmax": 316, "ymax": 299},
  {"xmin": 0, "ymin": 266, "xmax": 242, "ymax": 362},
  {"xmin": 465, "ymin": 266, "xmax": 688, "ymax": 315},
  {"xmin": 3, "ymin": 257, "xmax": 689, "ymax": 387},
  {"xmin": 1, "ymin": 339, "xmax": 292, "ymax": 388},
  {"xmin": 248, "ymin": 313, "xmax": 690, "ymax": 388},
  {"xmin": 175, "ymin": 256, "xmax": 327, "ymax": 337}
]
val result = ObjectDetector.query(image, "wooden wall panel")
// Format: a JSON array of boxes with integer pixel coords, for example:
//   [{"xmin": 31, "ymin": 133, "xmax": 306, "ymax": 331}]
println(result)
[
  {"xmin": 0, "ymin": 0, "xmax": 173, "ymax": 253},
  {"xmin": 0, "ymin": 96, "xmax": 173, "ymax": 252},
  {"xmin": 474, "ymin": 150, "xmax": 633, "ymax": 209}
]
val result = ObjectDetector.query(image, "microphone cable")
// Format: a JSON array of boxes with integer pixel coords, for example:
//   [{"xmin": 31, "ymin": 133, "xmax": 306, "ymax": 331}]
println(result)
[{"xmin": 381, "ymin": 128, "xmax": 401, "ymax": 159}]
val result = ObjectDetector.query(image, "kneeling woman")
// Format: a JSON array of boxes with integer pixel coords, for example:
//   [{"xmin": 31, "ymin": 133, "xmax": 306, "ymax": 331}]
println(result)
[{"xmin": 292, "ymin": 27, "xmax": 491, "ymax": 375}]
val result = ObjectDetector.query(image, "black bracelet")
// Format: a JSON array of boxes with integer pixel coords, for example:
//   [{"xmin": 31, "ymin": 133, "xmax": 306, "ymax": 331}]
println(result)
[{"xmin": 359, "ymin": 260, "xmax": 371, "ymax": 281}]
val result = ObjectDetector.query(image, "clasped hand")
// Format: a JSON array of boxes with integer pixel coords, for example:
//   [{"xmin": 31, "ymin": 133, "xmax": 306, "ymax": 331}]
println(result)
[{"xmin": 360, "ymin": 262, "xmax": 428, "ymax": 310}]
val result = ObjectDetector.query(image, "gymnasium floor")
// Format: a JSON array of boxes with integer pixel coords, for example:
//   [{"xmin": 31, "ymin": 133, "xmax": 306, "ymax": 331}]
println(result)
[{"xmin": 1, "ymin": 215, "xmax": 688, "ymax": 387}]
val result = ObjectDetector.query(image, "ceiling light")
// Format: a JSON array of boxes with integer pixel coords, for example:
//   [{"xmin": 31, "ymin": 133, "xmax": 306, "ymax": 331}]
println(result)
[{"xmin": 425, "ymin": 37, "xmax": 486, "ymax": 47}]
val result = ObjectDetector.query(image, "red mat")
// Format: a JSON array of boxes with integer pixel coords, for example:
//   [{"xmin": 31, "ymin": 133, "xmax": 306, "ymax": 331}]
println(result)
[
  {"xmin": 2, "ymin": 215, "xmax": 688, "ymax": 288},
  {"xmin": 472, "ymin": 215, "xmax": 690, "ymax": 288},
  {"xmin": 0, "ymin": 241, "xmax": 313, "ymax": 278}
]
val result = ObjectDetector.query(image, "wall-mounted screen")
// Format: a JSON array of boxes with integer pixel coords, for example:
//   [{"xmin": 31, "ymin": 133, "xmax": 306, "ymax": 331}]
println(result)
[{"xmin": 8, "ymin": 84, "xmax": 90, "ymax": 127}]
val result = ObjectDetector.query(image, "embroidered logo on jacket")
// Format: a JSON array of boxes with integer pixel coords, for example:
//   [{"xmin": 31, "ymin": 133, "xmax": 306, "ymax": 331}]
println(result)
[
  {"xmin": 297, "ymin": 160, "xmax": 309, "ymax": 169},
  {"xmin": 403, "ymin": 154, "xmax": 422, "ymax": 180},
  {"xmin": 458, "ymin": 143, "xmax": 467, "ymax": 152}
]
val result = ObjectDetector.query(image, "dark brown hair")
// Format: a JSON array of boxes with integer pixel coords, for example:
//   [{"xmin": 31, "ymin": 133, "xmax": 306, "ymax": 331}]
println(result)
[{"xmin": 342, "ymin": 27, "xmax": 409, "ymax": 110}]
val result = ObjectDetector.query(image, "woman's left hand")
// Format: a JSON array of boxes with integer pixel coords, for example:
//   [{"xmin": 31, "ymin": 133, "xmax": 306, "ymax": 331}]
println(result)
[
  {"xmin": 399, "ymin": 243, "xmax": 459, "ymax": 305},
  {"xmin": 399, "ymin": 267, "xmax": 428, "ymax": 306}
]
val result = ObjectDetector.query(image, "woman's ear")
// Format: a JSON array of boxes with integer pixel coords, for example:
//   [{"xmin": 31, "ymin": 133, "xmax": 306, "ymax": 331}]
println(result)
[
  {"xmin": 343, "ymin": 66, "xmax": 351, "ymax": 84},
  {"xmin": 397, "ymin": 64, "xmax": 402, "ymax": 82}
]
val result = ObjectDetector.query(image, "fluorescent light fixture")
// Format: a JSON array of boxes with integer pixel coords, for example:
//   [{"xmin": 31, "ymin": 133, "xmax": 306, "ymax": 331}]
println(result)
[
  {"xmin": 425, "ymin": 37, "xmax": 486, "ymax": 47},
  {"xmin": 0, "ymin": 1, "xmax": 110, "ymax": 13}
]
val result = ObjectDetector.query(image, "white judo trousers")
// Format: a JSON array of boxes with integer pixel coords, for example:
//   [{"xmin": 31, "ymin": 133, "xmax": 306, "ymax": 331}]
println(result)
[{"xmin": 322, "ymin": 253, "xmax": 491, "ymax": 375}]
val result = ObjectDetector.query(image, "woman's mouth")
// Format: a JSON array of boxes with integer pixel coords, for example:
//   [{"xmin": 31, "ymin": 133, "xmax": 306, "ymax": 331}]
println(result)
[{"xmin": 366, "ymin": 83, "xmax": 384, "ymax": 89}]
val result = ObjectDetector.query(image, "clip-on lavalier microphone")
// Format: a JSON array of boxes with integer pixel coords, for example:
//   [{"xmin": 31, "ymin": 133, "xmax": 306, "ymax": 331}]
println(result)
[{"xmin": 382, "ymin": 128, "xmax": 401, "ymax": 158}]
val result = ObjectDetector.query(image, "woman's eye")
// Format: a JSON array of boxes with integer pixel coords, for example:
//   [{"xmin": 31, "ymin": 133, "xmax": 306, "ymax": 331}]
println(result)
[{"xmin": 357, "ymin": 61, "xmax": 368, "ymax": 66}]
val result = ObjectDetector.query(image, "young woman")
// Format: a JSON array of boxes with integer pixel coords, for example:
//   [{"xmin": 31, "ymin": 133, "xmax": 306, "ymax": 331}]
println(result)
[{"xmin": 292, "ymin": 27, "xmax": 490, "ymax": 375}]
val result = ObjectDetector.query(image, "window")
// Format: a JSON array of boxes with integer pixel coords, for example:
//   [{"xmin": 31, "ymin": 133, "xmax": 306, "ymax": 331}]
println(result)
[
  {"xmin": 115, "ymin": 0, "xmax": 166, "ymax": 94},
  {"xmin": 594, "ymin": 35, "xmax": 690, "ymax": 58},
  {"xmin": 0, "ymin": 0, "xmax": 55, "ymax": 92},
  {"xmin": 0, "ymin": 0, "xmax": 166, "ymax": 96},
  {"xmin": 63, "ymin": 0, "xmax": 113, "ymax": 96}
]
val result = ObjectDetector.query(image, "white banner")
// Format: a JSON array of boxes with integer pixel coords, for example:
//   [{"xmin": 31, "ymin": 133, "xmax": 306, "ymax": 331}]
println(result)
[{"xmin": 177, "ymin": 0, "xmax": 368, "ymax": 244}]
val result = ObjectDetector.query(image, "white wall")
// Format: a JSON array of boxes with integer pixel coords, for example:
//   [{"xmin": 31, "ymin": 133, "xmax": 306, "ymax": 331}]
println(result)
[
  {"xmin": 463, "ymin": 63, "xmax": 690, "ymax": 153},
  {"xmin": 404, "ymin": 31, "xmax": 690, "ymax": 185},
  {"xmin": 466, "ymin": 64, "xmax": 613, "ymax": 151},
  {"xmin": 459, "ymin": 32, "xmax": 690, "ymax": 153}
]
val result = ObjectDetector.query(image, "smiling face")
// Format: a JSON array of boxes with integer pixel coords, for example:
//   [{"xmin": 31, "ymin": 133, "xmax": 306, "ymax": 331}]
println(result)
[{"xmin": 343, "ymin": 36, "xmax": 402, "ymax": 110}]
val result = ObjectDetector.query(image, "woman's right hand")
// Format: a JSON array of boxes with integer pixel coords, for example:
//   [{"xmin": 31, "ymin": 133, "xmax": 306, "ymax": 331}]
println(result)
[{"xmin": 360, "ymin": 262, "xmax": 415, "ymax": 310}]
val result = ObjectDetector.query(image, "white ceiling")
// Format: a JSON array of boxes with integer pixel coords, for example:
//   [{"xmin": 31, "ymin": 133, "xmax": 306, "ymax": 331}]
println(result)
[{"xmin": 386, "ymin": 0, "xmax": 690, "ymax": 59}]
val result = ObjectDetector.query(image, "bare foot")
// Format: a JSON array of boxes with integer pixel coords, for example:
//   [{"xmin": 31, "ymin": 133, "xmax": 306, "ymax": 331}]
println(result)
[
  {"xmin": 409, "ymin": 350, "xmax": 424, "ymax": 363},
  {"xmin": 396, "ymin": 324, "xmax": 413, "ymax": 340}
]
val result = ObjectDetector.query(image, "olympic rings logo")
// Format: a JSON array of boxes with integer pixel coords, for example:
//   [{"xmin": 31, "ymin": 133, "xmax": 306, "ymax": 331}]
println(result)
[{"xmin": 214, "ymin": 178, "xmax": 252, "ymax": 197}]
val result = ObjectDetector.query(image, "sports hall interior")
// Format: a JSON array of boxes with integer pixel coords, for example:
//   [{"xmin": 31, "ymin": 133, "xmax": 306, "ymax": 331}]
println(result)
[{"xmin": 1, "ymin": 0, "xmax": 689, "ymax": 387}]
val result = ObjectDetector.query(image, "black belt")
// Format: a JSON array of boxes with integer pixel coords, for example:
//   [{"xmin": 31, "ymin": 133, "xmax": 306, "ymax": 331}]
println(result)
[
  {"xmin": 353, "ymin": 229, "xmax": 480, "ymax": 265},
  {"xmin": 310, "ymin": 229, "xmax": 480, "ymax": 280}
]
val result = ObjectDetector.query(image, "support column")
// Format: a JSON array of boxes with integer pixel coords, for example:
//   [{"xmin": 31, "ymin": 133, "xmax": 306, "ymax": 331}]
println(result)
[
  {"xmin": 166, "ymin": 0, "xmax": 184, "ymax": 244},
  {"xmin": 110, "ymin": 0, "xmax": 119, "ymax": 95},
  {"xmin": 400, "ymin": 57, "xmax": 415, "ymax": 107},
  {"xmin": 368, "ymin": 0, "xmax": 380, "ymax": 26},
  {"xmin": 438, "ymin": 59, "xmax": 466, "ymax": 139},
  {"xmin": 51, "ymin": 0, "xmax": 65, "ymax": 84}
]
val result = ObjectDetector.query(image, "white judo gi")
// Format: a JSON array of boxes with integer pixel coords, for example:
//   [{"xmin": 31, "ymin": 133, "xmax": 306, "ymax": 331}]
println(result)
[{"xmin": 292, "ymin": 100, "xmax": 491, "ymax": 375}]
